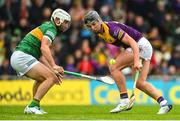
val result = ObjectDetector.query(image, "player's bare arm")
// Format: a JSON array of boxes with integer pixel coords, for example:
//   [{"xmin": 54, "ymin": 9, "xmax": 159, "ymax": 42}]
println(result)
[
  {"xmin": 41, "ymin": 36, "xmax": 56, "ymax": 67},
  {"xmin": 41, "ymin": 36, "xmax": 64, "ymax": 76},
  {"xmin": 121, "ymin": 33, "xmax": 142, "ymax": 70}
]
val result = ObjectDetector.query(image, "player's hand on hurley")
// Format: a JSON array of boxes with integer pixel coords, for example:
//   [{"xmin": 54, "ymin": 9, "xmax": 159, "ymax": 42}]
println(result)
[
  {"xmin": 53, "ymin": 65, "xmax": 64, "ymax": 75},
  {"xmin": 53, "ymin": 65, "xmax": 64, "ymax": 84},
  {"xmin": 134, "ymin": 60, "xmax": 142, "ymax": 71}
]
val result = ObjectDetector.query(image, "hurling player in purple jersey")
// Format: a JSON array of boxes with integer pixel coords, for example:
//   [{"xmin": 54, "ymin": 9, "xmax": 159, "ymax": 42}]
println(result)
[{"xmin": 83, "ymin": 10, "xmax": 172, "ymax": 114}]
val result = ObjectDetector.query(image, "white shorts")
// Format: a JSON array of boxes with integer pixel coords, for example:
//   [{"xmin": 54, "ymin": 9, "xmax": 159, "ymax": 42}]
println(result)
[
  {"xmin": 10, "ymin": 51, "xmax": 39, "ymax": 76},
  {"xmin": 126, "ymin": 37, "xmax": 153, "ymax": 60}
]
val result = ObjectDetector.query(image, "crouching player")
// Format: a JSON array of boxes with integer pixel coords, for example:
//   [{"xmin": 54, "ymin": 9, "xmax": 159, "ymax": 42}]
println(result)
[
  {"xmin": 10, "ymin": 9, "xmax": 71, "ymax": 114},
  {"xmin": 83, "ymin": 10, "xmax": 172, "ymax": 114}
]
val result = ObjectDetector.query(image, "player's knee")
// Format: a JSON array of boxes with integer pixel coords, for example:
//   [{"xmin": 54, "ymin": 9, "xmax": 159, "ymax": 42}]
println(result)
[
  {"xmin": 37, "ymin": 73, "xmax": 57, "ymax": 84},
  {"xmin": 110, "ymin": 69, "xmax": 118, "ymax": 76},
  {"xmin": 136, "ymin": 82, "xmax": 142, "ymax": 89},
  {"xmin": 136, "ymin": 81, "xmax": 146, "ymax": 90},
  {"xmin": 109, "ymin": 65, "xmax": 118, "ymax": 75},
  {"xmin": 36, "ymin": 76, "xmax": 46, "ymax": 82},
  {"xmin": 136, "ymin": 76, "xmax": 146, "ymax": 89},
  {"xmin": 47, "ymin": 74, "xmax": 59, "ymax": 84}
]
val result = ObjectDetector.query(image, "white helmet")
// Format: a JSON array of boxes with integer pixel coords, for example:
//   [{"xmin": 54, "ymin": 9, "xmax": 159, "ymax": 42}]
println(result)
[{"xmin": 51, "ymin": 8, "xmax": 71, "ymax": 24}]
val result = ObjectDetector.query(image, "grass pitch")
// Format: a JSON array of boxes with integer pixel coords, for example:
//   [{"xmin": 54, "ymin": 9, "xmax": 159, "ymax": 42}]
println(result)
[{"xmin": 0, "ymin": 105, "xmax": 180, "ymax": 120}]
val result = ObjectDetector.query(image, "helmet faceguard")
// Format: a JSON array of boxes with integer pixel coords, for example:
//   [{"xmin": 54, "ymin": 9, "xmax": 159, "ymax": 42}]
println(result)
[{"xmin": 51, "ymin": 9, "xmax": 71, "ymax": 32}]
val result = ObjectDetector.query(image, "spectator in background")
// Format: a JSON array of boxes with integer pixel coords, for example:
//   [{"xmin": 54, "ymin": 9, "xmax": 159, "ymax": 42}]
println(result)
[
  {"xmin": 77, "ymin": 54, "xmax": 93, "ymax": 75},
  {"xmin": 81, "ymin": 39, "xmax": 91, "ymax": 55},
  {"xmin": 53, "ymin": 0, "xmax": 72, "ymax": 11},
  {"xmin": 10, "ymin": 37, "xmax": 18, "ymax": 52},
  {"xmin": 0, "ymin": 0, "xmax": 180, "ymax": 77},
  {"xmin": 0, "ymin": 0, "xmax": 20, "ymax": 27},
  {"xmin": 84, "ymin": 0, "xmax": 96, "ymax": 11},
  {"xmin": 125, "ymin": 11, "xmax": 135, "ymax": 27},
  {"xmin": 20, "ymin": 0, "xmax": 29, "ymax": 19},
  {"xmin": 100, "ymin": 5, "xmax": 111, "ymax": 21},
  {"xmin": 70, "ymin": 0, "xmax": 85, "ymax": 27},
  {"xmin": 65, "ymin": 55, "xmax": 77, "ymax": 72},
  {"xmin": 126, "ymin": 0, "xmax": 148, "ymax": 17},
  {"xmin": 148, "ymin": 0, "xmax": 166, "ymax": 34},
  {"xmin": 74, "ymin": 49, "xmax": 83, "ymax": 66},
  {"xmin": 168, "ymin": 45, "xmax": 180, "ymax": 74},
  {"xmin": 28, "ymin": 0, "xmax": 44, "ymax": 27},
  {"xmin": 151, "ymin": 44, "xmax": 172, "ymax": 74},
  {"xmin": 134, "ymin": 15, "xmax": 150, "ymax": 34},
  {"xmin": 52, "ymin": 38, "xmax": 63, "ymax": 63},
  {"xmin": 162, "ymin": 12, "xmax": 176, "ymax": 43},
  {"xmin": 160, "ymin": 60, "xmax": 169, "ymax": 75},
  {"xmin": 111, "ymin": 0, "xmax": 126, "ymax": 23},
  {"xmin": 148, "ymin": 27, "xmax": 162, "ymax": 48},
  {"xmin": 68, "ymin": 28, "xmax": 80, "ymax": 53},
  {"xmin": 42, "ymin": 7, "xmax": 52, "ymax": 22},
  {"xmin": 0, "ymin": 59, "xmax": 15, "ymax": 79},
  {"xmin": 18, "ymin": 18, "xmax": 30, "ymax": 37},
  {"xmin": 91, "ymin": 41, "xmax": 109, "ymax": 75}
]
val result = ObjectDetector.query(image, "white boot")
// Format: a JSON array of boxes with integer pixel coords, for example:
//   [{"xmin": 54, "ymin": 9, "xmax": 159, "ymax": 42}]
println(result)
[
  {"xmin": 40, "ymin": 107, "xmax": 48, "ymax": 114},
  {"xmin": 110, "ymin": 98, "xmax": 134, "ymax": 113},
  {"xmin": 24, "ymin": 106, "xmax": 44, "ymax": 114},
  {"xmin": 157, "ymin": 100, "xmax": 172, "ymax": 114},
  {"xmin": 157, "ymin": 104, "xmax": 172, "ymax": 114}
]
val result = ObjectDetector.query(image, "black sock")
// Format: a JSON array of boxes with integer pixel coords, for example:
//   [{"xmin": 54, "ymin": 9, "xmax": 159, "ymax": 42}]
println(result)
[
  {"xmin": 120, "ymin": 93, "xmax": 128, "ymax": 99},
  {"xmin": 157, "ymin": 96, "xmax": 164, "ymax": 104}
]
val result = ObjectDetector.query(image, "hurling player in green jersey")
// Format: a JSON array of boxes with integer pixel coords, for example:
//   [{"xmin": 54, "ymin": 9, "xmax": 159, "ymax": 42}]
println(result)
[{"xmin": 10, "ymin": 9, "xmax": 71, "ymax": 114}]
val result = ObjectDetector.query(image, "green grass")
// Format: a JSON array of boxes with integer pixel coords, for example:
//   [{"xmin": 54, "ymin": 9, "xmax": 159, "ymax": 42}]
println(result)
[{"xmin": 0, "ymin": 105, "xmax": 180, "ymax": 120}]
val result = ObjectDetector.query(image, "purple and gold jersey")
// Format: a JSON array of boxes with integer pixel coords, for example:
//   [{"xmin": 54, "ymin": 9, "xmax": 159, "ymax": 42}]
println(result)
[{"xmin": 98, "ymin": 21, "xmax": 143, "ymax": 48}]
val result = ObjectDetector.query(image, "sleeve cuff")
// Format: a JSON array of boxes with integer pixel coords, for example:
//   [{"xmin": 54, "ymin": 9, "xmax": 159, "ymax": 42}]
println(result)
[{"xmin": 43, "ymin": 35, "xmax": 52, "ymax": 43}]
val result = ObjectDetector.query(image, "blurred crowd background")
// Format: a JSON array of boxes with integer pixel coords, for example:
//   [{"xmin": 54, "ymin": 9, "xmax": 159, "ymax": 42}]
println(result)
[{"xmin": 0, "ymin": 0, "xmax": 180, "ymax": 79}]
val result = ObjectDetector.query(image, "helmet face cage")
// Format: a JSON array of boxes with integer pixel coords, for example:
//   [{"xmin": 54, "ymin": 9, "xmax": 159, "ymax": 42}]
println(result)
[{"xmin": 51, "ymin": 9, "xmax": 71, "ymax": 26}]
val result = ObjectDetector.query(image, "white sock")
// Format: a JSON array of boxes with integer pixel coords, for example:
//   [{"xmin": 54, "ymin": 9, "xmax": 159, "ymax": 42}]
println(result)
[{"xmin": 160, "ymin": 100, "xmax": 168, "ymax": 107}]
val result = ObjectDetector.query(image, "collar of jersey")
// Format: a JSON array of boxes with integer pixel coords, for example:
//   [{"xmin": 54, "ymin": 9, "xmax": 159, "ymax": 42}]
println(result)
[{"xmin": 98, "ymin": 22, "xmax": 115, "ymax": 43}]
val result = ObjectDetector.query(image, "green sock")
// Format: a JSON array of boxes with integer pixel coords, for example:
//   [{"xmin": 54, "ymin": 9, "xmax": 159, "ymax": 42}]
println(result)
[{"xmin": 28, "ymin": 99, "xmax": 40, "ymax": 107}]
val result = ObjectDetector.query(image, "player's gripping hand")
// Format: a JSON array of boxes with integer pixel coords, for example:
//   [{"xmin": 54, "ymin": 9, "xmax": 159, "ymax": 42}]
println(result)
[
  {"xmin": 53, "ymin": 65, "xmax": 64, "ymax": 75},
  {"xmin": 53, "ymin": 65, "xmax": 64, "ymax": 84},
  {"xmin": 134, "ymin": 60, "xmax": 142, "ymax": 71}
]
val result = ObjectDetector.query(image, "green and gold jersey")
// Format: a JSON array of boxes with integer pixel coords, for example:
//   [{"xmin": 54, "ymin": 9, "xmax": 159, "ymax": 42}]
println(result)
[{"xmin": 16, "ymin": 21, "xmax": 57, "ymax": 59}]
